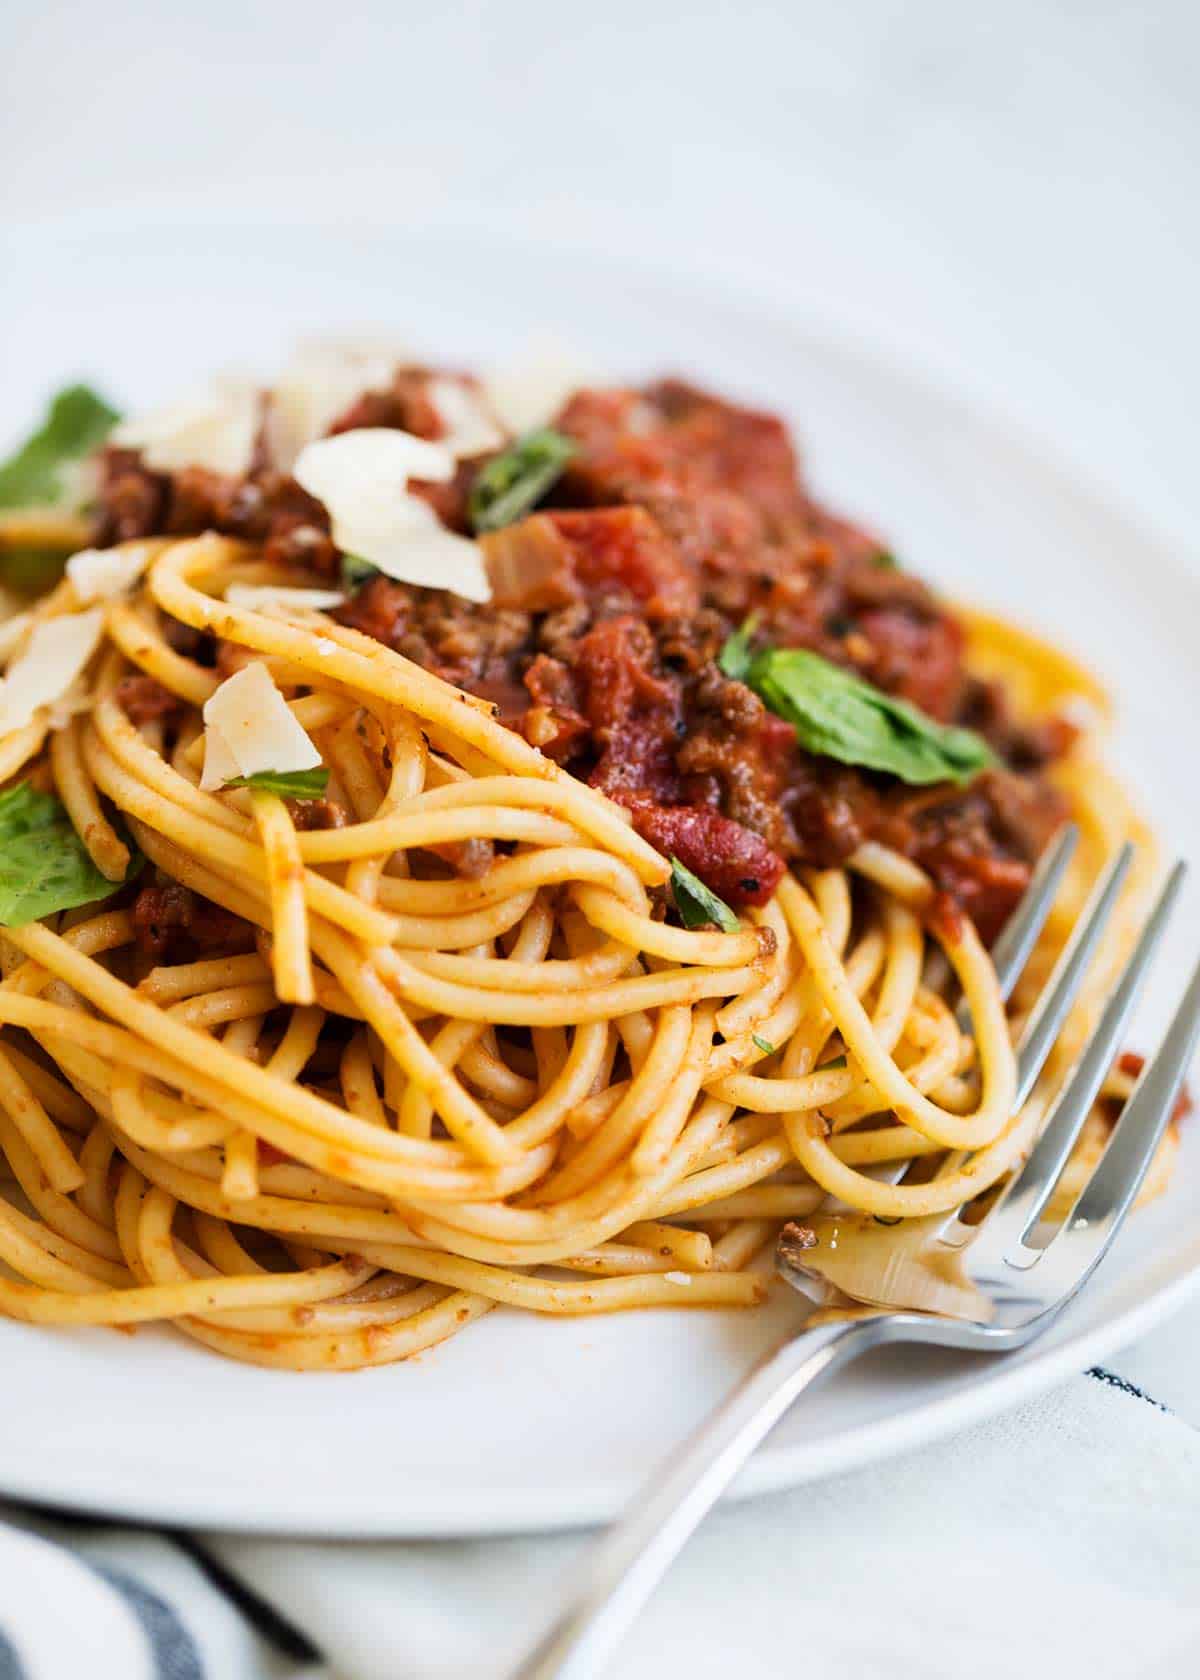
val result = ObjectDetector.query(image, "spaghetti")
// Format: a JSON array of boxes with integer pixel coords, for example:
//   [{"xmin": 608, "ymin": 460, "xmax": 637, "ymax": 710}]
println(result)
[{"xmin": 0, "ymin": 359, "xmax": 1170, "ymax": 1368}]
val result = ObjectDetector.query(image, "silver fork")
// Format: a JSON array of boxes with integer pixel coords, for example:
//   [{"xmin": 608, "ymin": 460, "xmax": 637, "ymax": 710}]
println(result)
[{"xmin": 510, "ymin": 829, "xmax": 1199, "ymax": 1680}]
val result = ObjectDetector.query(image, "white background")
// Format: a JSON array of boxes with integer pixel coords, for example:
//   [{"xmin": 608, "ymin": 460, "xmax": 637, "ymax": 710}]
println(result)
[{"xmin": 3, "ymin": 0, "xmax": 1199, "ymax": 1410}]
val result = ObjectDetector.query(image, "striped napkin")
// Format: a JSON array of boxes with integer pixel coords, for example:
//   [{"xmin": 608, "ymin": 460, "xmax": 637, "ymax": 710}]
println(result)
[{"xmin": 2, "ymin": 1368, "xmax": 1198, "ymax": 1680}]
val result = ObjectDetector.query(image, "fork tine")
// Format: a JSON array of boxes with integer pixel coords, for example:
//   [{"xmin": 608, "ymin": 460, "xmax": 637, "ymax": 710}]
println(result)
[
  {"xmin": 1012, "ymin": 841, "xmax": 1134, "ymax": 1107},
  {"xmin": 937, "ymin": 839, "xmax": 1135, "ymax": 1242},
  {"xmin": 1038, "ymin": 945, "xmax": 1200, "ymax": 1287},
  {"xmin": 983, "ymin": 822, "xmax": 1079, "ymax": 1010},
  {"xmin": 962, "ymin": 861, "xmax": 1185, "ymax": 1263}
]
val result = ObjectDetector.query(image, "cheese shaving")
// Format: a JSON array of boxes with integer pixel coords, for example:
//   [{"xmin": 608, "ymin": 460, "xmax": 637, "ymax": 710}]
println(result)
[
  {"xmin": 482, "ymin": 345, "xmax": 588, "ymax": 435},
  {"xmin": 0, "ymin": 611, "xmax": 33, "ymax": 669},
  {"xmin": 0, "ymin": 609, "xmax": 105, "ymax": 735},
  {"xmin": 200, "ymin": 662, "xmax": 323, "ymax": 792},
  {"xmin": 112, "ymin": 378, "xmax": 259, "ymax": 476},
  {"xmin": 66, "ymin": 543, "xmax": 154, "ymax": 604},
  {"xmin": 428, "ymin": 378, "xmax": 504, "ymax": 459},
  {"xmin": 293, "ymin": 429, "xmax": 491, "ymax": 604},
  {"xmin": 266, "ymin": 340, "xmax": 407, "ymax": 472}
]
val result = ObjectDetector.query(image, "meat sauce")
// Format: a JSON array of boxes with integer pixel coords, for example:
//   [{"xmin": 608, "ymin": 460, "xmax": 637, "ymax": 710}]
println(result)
[{"xmin": 97, "ymin": 368, "xmax": 1072, "ymax": 943}]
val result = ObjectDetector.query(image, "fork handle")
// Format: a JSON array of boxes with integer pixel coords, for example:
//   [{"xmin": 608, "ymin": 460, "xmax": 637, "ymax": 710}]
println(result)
[{"xmin": 508, "ymin": 1317, "xmax": 877, "ymax": 1680}]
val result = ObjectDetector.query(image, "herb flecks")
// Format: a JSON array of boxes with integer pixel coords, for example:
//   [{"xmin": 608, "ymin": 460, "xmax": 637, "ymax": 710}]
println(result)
[
  {"xmin": 670, "ymin": 857, "xmax": 740, "ymax": 933},
  {"xmin": 225, "ymin": 768, "xmax": 331, "ymax": 800},
  {"xmin": 340, "ymin": 553, "xmax": 378, "ymax": 590},
  {"xmin": 468, "ymin": 429, "xmax": 576, "ymax": 533},
  {"xmin": 717, "ymin": 613, "xmax": 760, "ymax": 682}
]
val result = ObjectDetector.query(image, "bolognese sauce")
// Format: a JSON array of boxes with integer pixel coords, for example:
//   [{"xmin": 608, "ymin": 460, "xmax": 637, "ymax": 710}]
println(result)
[{"xmin": 93, "ymin": 368, "xmax": 1070, "ymax": 942}]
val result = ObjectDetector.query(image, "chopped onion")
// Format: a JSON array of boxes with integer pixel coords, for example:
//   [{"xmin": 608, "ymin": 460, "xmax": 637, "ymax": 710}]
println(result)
[{"xmin": 480, "ymin": 517, "xmax": 575, "ymax": 610}]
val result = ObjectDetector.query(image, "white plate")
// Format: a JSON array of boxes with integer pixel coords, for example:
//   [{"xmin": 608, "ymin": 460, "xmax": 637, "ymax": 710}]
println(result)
[{"xmin": 2, "ymin": 222, "xmax": 1198, "ymax": 1537}]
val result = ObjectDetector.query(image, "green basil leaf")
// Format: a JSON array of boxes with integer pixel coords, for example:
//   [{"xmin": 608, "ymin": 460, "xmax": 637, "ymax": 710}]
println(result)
[
  {"xmin": 752, "ymin": 1034, "xmax": 775, "ymax": 1056},
  {"xmin": 0, "ymin": 781, "xmax": 140, "ymax": 927},
  {"xmin": 0, "ymin": 385, "xmax": 119, "ymax": 510},
  {"xmin": 717, "ymin": 613, "xmax": 760, "ymax": 682},
  {"xmin": 821, "ymin": 1054, "xmax": 847, "ymax": 1070},
  {"xmin": 340, "ymin": 553, "xmax": 379, "ymax": 590},
  {"xmin": 468, "ymin": 428, "xmax": 576, "ymax": 533},
  {"xmin": 871, "ymin": 549, "xmax": 898, "ymax": 570},
  {"xmin": 224, "ymin": 767, "xmax": 331, "ymax": 800},
  {"xmin": 745, "ymin": 647, "xmax": 994, "ymax": 787},
  {"xmin": 670, "ymin": 857, "xmax": 740, "ymax": 933}
]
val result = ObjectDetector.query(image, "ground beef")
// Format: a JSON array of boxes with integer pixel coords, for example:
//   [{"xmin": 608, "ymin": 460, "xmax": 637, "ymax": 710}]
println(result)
[
  {"xmin": 94, "ymin": 371, "xmax": 1074, "ymax": 930},
  {"xmin": 132, "ymin": 879, "xmax": 253, "ymax": 963},
  {"xmin": 286, "ymin": 797, "xmax": 345, "ymax": 831},
  {"xmin": 116, "ymin": 674, "xmax": 186, "ymax": 727}
]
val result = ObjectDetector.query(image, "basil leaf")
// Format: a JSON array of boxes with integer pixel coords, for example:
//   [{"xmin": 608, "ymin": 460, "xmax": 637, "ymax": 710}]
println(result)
[
  {"xmin": 224, "ymin": 768, "xmax": 331, "ymax": 800},
  {"xmin": 670, "ymin": 857, "xmax": 739, "ymax": 933},
  {"xmin": 871, "ymin": 549, "xmax": 898, "ymax": 570},
  {"xmin": 752, "ymin": 1034, "xmax": 775, "ymax": 1056},
  {"xmin": 0, "ymin": 385, "xmax": 119, "ymax": 510},
  {"xmin": 745, "ymin": 647, "xmax": 994, "ymax": 787},
  {"xmin": 717, "ymin": 613, "xmax": 760, "ymax": 682},
  {"xmin": 340, "ymin": 553, "xmax": 378, "ymax": 590},
  {"xmin": 822, "ymin": 1054, "xmax": 847, "ymax": 1070},
  {"xmin": 468, "ymin": 429, "xmax": 576, "ymax": 533},
  {"xmin": 0, "ymin": 781, "xmax": 139, "ymax": 927}
]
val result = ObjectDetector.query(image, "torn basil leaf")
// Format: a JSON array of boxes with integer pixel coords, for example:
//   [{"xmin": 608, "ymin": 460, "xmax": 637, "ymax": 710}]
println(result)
[
  {"xmin": 340, "ymin": 553, "xmax": 378, "ymax": 590},
  {"xmin": 467, "ymin": 429, "xmax": 576, "ymax": 534},
  {"xmin": 670, "ymin": 857, "xmax": 739, "ymax": 933},
  {"xmin": 0, "ymin": 385, "xmax": 119, "ymax": 510},
  {"xmin": 742, "ymin": 647, "xmax": 994, "ymax": 787},
  {"xmin": 752, "ymin": 1034, "xmax": 775, "ymax": 1056},
  {"xmin": 224, "ymin": 768, "xmax": 331, "ymax": 800},
  {"xmin": 0, "ymin": 781, "xmax": 139, "ymax": 927},
  {"xmin": 717, "ymin": 613, "xmax": 760, "ymax": 683}
]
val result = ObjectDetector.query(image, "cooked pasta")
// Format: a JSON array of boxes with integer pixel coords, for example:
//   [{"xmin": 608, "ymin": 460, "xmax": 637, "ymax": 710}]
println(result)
[{"xmin": 0, "ymin": 355, "xmax": 1170, "ymax": 1367}]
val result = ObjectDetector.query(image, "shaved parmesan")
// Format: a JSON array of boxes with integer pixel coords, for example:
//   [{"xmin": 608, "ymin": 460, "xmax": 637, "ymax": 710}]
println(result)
[
  {"xmin": 224, "ymin": 584, "xmax": 345, "ymax": 614},
  {"xmin": 0, "ymin": 611, "xmax": 33, "ymax": 669},
  {"xmin": 0, "ymin": 609, "xmax": 105, "ymax": 735},
  {"xmin": 200, "ymin": 662, "xmax": 323, "ymax": 792},
  {"xmin": 295, "ymin": 427, "xmax": 453, "ymax": 498},
  {"xmin": 482, "ymin": 345, "xmax": 588, "ymax": 435},
  {"xmin": 66, "ymin": 543, "xmax": 154, "ymax": 604},
  {"xmin": 198, "ymin": 723, "xmax": 240, "ymax": 791},
  {"xmin": 112, "ymin": 378, "xmax": 258, "ymax": 476},
  {"xmin": 267, "ymin": 340, "xmax": 406, "ymax": 472},
  {"xmin": 428, "ymin": 378, "xmax": 503, "ymax": 460},
  {"xmin": 293, "ymin": 429, "xmax": 491, "ymax": 604}
]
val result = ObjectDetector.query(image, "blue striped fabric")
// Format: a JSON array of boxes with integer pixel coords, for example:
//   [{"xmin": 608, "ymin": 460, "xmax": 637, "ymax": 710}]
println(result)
[{"xmin": 94, "ymin": 1566, "xmax": 204, "ymax": 1680}]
